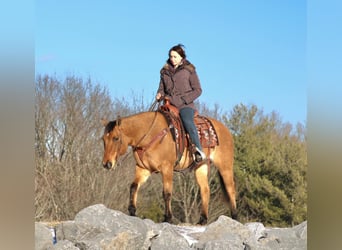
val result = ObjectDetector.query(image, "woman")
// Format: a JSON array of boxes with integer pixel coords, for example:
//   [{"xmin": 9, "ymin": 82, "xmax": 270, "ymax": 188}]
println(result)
[{"xmin": 156, "ymin": 44, "xmax": 206, "ymax": 163}]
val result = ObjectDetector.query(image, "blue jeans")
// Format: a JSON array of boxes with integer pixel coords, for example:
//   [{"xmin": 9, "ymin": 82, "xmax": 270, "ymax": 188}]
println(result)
[{"xmin": 179, "ymin": 107, "xmax": 202, "ymax": 150}]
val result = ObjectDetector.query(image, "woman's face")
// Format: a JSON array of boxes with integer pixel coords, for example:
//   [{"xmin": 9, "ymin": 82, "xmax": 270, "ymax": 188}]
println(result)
[{"xmin": 169, "ymin": 50, "xmax": 183, "ymax": 67}]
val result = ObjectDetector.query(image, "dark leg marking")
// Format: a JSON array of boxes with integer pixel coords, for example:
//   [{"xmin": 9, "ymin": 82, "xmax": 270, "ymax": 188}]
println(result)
[{"xmin": 128, "ymin": 183, "xmax": 138, "ymax": 216}]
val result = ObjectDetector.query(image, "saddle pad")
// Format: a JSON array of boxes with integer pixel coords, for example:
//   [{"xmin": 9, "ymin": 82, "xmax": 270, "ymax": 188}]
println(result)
[{"xmin": 195, "ymin": 116, "xmax": 219, "ymax": 148}]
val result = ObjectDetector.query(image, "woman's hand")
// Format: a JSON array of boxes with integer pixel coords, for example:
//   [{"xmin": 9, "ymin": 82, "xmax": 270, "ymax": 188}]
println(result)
[{"xmin": 156, "ymin": 92, "xmax": 162, "ymax": 101}]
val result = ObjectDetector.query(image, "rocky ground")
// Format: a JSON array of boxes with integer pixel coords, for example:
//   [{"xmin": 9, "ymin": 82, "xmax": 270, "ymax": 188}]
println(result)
[{"xmin": 35, "ymin": 204, "xmax": 307, "ymax": 250}]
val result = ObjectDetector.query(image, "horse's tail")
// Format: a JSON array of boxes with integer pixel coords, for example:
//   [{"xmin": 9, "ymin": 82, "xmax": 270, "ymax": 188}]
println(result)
[
  {"xmin": 218, "ymin": 170, "xmax": 239, "ymax": 220},
  {"xmin": 218, "ymin": 172, "xmax": 230, "ymax": 203}
]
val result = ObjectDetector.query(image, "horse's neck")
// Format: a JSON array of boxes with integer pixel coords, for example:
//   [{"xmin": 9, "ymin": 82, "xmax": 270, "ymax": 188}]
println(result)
[{"xmin": 121, "ymin": 112, "xmax": 163, "ymax": 146}]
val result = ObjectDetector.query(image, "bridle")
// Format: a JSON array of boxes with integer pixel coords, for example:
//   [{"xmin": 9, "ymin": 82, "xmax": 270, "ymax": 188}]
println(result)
[
  {"xmin": 108, "ymin": 122, "xmax": 133, "ymax": 168},
  {"xmin": 107, "ymin": 98, "xmax": 171, "ymax": 168}
]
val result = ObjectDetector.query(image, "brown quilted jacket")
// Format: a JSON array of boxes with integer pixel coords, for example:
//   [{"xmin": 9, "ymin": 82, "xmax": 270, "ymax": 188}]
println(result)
[{"xmin": 157, "ymin": 59, "xmax": 202, "ymax": 110}]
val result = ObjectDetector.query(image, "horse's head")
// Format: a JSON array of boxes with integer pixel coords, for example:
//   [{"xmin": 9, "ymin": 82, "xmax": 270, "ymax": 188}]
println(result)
[{"xmin": 101, "ymin": 117, "xmax": 128, "ymax": 170}]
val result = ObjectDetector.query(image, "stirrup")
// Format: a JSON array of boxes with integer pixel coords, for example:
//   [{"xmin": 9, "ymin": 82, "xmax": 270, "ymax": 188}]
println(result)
[{"xmin": 193, "ymin": 147, "xmax": 206, "ymax": 163}]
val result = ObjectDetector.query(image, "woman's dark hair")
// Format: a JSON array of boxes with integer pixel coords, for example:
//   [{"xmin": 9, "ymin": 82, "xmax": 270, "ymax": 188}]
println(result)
[{"xmin": 168, "ymin": 44, "xmax": 186, "ymax": 58}]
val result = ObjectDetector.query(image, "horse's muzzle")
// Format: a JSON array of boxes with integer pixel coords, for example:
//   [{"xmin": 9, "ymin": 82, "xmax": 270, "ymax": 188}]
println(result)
[{"xmin": 103, "ymin": 161, "xmax": 113, "ymax": 170}]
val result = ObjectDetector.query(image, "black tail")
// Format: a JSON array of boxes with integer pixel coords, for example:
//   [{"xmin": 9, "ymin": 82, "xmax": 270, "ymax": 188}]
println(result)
[{"xmin": 218, "ymin": 172, "xmax": 230, "ymax": 203}]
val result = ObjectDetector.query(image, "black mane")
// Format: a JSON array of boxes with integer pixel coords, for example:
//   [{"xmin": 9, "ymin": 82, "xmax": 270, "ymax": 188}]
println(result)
[{"xmin": 104, "ymin": 121, "xmax": 117, "ymax": 134}]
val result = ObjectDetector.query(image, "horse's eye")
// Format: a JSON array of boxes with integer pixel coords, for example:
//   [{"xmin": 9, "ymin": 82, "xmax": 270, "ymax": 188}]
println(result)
[{"xmin": 113, "ymin": 137, "xmax": 119, "ymax": 142}]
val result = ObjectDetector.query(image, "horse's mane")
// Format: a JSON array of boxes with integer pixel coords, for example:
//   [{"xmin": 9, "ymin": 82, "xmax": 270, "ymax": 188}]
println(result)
[{"xmin": 105, "ymin": 121, "xmax": 117, "ymax": 134}]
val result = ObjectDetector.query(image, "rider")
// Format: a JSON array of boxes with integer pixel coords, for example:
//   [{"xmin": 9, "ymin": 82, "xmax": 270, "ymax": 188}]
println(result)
[{"xmin": 156, "ymin": 44, "xmax": 206, "ymax": 163}]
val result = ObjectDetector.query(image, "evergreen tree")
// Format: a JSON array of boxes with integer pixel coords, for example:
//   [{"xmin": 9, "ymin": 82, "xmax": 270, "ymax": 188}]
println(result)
[{"xmin": 225, "ymin": 103, "xmax": 307, "ymax": 226}]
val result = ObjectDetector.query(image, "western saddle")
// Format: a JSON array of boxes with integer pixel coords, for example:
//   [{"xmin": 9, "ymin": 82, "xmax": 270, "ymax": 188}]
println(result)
[{"xmin": 158, "ymin": 98, "xmax": 219, "ymax": 168}]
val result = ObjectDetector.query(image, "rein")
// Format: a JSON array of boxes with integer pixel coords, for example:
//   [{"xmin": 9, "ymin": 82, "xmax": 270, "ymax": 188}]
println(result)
[
  {"xmin": 130, "ymin": 111, "xmax": 169, "ymax": 168},
  {"xmin": 148, "ymin": 99, "xmax": 160, "ymax": 111},
  {"xmin": 133, "ymin": 128, "xmax": 169, "ymax": 168},
  {"xmin": 132, "ymin": 111, "xmax": 159, "ymax": 147}
]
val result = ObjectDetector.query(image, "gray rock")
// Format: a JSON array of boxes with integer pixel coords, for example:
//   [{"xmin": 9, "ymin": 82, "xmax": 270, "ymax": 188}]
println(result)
[
  {"xmin": 72, "ymin": 204, "xmax": 154, "ymax": 250},
  {"xmin": 35, "ymin": 222, "xmax": 54, "ymax": 250},
  {"xmin": 55, "ymin": 220, "xmax": 78, "ymax": 243},
  {"xmin": 245, "ymin": 222, "xmax": 267, "ymax": 240},
  {"xmin": 260, "ymin": 222, "xmax": 307, "ymax": 250},
  {"xmin": 48, "ymin": 240, "xmax": 79, "ymax": 250},
  {"xmin": 293, "ymin": 221, "xmax": 307, "ymax": 240},
  {"xmin": 35, "ymin": 204, "xmax": 307, "ymax": 250},
  {"xmin": 149, "ymin": 223, "xmax": 191, "ymax": 250},
  {"xmin": 194, "ymin": 216, "xmax": 258, "ymax": 250}
]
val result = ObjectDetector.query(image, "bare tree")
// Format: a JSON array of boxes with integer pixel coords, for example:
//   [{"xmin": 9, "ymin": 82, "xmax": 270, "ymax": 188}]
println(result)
[{"xmin": 35, "ymin": 75, "xmax": 134, "ymax": 221}]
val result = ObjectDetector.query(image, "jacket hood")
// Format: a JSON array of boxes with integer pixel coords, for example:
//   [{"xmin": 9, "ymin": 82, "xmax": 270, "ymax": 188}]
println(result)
[{"xmin": 160, "ymin": 59, "xmax": 195, "ymax": 74}]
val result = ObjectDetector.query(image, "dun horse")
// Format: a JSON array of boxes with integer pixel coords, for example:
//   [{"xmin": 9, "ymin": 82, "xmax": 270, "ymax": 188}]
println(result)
[{"xmin": 101, "ymin": 106, "xmax": 237, "ymax": 225}]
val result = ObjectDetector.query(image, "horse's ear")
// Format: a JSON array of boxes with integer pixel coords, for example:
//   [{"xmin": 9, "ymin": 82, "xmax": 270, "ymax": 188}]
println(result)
[
  {"xmin": 117, "ymin": 116, "xmax": 122, "ymax": 126},
  {"xmin": 101, "ymin": 118, "xmax": 109, "ymax": 127}
]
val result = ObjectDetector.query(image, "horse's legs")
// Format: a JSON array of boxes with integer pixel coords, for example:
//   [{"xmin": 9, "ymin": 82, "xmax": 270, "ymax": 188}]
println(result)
[
  {"xmin": 220, "ymin": 169, "xmax": 238, "ymax": 220},
  {"xmin": 195, "ymin": 164, "xmax": 210, "ymax": 225},
  {"xmin": 128, "ymin": 166, "xmax": 151, "ymax": 216},
  {"xmin": 161, "ymin": 167, "xmax": 174, "ymax": 223}
]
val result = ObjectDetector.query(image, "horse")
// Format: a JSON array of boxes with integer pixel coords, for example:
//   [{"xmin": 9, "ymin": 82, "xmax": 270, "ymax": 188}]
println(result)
[{"xmin": 101, "ymin": 107, "xmax": 237, "ymax": 225}]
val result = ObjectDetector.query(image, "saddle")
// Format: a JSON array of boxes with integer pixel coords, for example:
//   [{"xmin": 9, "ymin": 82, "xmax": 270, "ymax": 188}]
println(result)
[{"xmin": 158, "ymin": 98, "xmax": 219, "ymax": 166}]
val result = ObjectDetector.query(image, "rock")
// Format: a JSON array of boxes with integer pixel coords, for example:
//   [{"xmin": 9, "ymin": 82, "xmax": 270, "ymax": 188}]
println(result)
[
  {"xmin": 35, "ymin": 204, "xmax": 307, "ymax": 250},
  {"xmin": 245, "ymin": 222, "xmax": 267, "ymax": 241},
  {"xmin": 293, "ymin": 221, "xmax": 307, "ymax": 240},
  {"xmin": 35, "ymin": 222, "xmax": 54, "ymax": 250},
  {"xmin": 55, "ymin": 220, "xmax": 78, "ymax": 243},
  {"xmin": 194, "ymin": 216, "xmax": 258, "ymax": 250},
  {"xmin": 259, "ymin": 221, "xmax": 307, "ymax": 250},
  {"xmin": 149, "ymin": 223, "xmax": 191, "ymax": 250},
  {"xmin": 71, "ymin": 204, "xmax": 154, "ymax": 250},
  {"xmin": 48, "ymin": 240, "xmax": 79, "ymax": 250}
]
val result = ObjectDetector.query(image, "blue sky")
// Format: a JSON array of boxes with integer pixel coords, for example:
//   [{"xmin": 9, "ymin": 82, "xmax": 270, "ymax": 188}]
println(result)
[{"xmin": 36, "ymin": 0, "xmax": 306, "ymax": 125}]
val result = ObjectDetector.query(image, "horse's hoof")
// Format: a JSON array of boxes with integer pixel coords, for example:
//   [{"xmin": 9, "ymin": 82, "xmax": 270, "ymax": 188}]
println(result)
[
  {"xmin": 163, "ymin": 214, "xmax": 173, "ymax": 223},
  {"xmin": 128, "ymin": 205, "xmax": 136, "ymax": 216},
  {"xmin": 197, "ymin": 215, "xmax": 208, "ymax": 225},
  {"xmin": 231, "ymin": 210, "xmax": 238, "ymax": 221}
]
